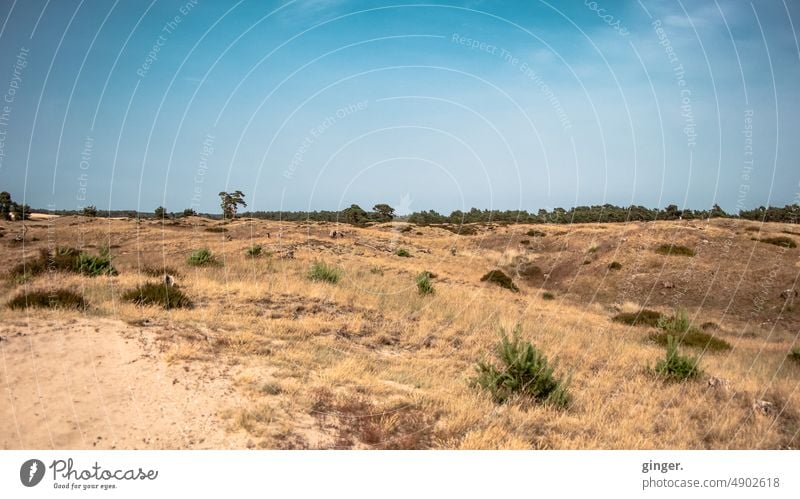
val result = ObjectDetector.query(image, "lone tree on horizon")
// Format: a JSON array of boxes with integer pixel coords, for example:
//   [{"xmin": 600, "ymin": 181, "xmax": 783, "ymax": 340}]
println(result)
[
  {"xmin": 372, "ymin": 203, "xmax": 395, "ymax": 222},
  {"xmin": 219, "ymin": 190, "xmax": 247, "ymax": 220}
]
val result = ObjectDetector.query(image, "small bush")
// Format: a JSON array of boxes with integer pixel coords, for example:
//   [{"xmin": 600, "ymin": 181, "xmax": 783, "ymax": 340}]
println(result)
[
  {"xmin": 123, "ymin": 283, "xmax": 192, "ymax": 309},
  {"xmin": 526, "ymin": 229, "xmax": 546, "ymax": 237},
  {"xmin": 519, "ymin": 239, "xmax": 530, "ymax": 245},
  {"xmin": 205, "ymin": 227, "xmax": 228, "ymax": 233},
  {"xmin": 612, "ymin": 309, "xmax": 664, "ymax": 327},
  {"xmin": 542, "ymin": 292, "xmax": 555, "ymax": 300},
  {"xmin": 653, "ymin": 335, "xmax": 701, "ymax": 381},
  {"xmin": 8, "ymin": 247, "xmax": 116, "ymax": 281},
  {"xmin": 76, "ymin": 252, "xmax": 117, "ymax": 276},
  {"xmin": 655, "ymin": 244, "xmax": 695, "ymax": 257},
  {"xmin": 416, "ymin": 272, "xmax": 435, "ymax": 296},
  {"xmin": 649, "ymin": 309, "xmax": 731, "ymax": 351},
  {"xmin": 246, "ymin": 244, "xmax": 263, "ymax": 257},
  {"xmin": 307, "ymin": 261, "xmax": 342, "ymax": 284},
  {"xmin": 588, "ymin": 245, "xmax": 599, "ymax": 253},
  {"xmin": 608, "ymin": 261, "xmax": 622, "ymax": 270},
  {"xmin": 395, "ymin": 248, "xmax": 411, "ymax": 257},
  {"xmin": 7, "ymin": 289, "xmax": 87, "ymax": 310},
  {"xmin": 480, "ymin": 270, "xmax": 519, "ymax": 292},
  {"xmin": 473, "ymin": 326, "xmax": 570, "ymax": 407},
  {"xmin": 759, "ymin": 236, "xmax": 796, "ymax": 248},
  {"xmin": 789, "ymin": 347, "xmax": 800, "ymax": 364},
  {"xmin": 187, "ymin": 248, "xmax": 217, "ymax": 266}
]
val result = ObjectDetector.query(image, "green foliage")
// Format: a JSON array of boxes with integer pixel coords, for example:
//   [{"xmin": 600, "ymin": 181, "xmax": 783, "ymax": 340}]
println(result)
[
  {"xmin": 474, "ymin": 326, "xmax": 570, "ymax": 407},
  {"xmin": 204, "ymin": 227, "xmax": 228, "ymax": 233},
  {"xmin": 182, "ymin": 208, "xmax": 197, "ymax": 217},
  {"xmin": 218, "ymin": 190, "xmax": 247, "ymax": 220},
  {"xmin": 7, "ymin": 289, "xmax": 87, "ymax": 310},
  {"xmin": 542, "ymin": 292, "xmax": 555, "ymax": 300},
  {"xmin": 655, "ymin": 244, "xmax": 695, "ymax": 256},
  {"xmin": 8, "ymin": 247, "xmax": 116, "ymax": 281},
  {"xmin": 123, "ymin": 283, "xmax": 192, "ymax": 309},
  {"xmin": 307, "ymin": 261, "xmax": 342, "ymax": 284},
  {"xmin": 246, "ymin": 244, "xmax": 263, "ymax": 257},
  {"xmin": 480, "ymin": 270, "xmax": 519, "ymax": 292},
  {"xmin": 341, "ymin": 204, "xmax": 368, "ymax": 226},
  {"xmin": 187, "ymin": 248, "xmax": 217, "ymax": 266},
  {"xmin": 416, "ymin": 272, "xmax": 435, "ymax": 296},
  {"xmin": 526, "ymin": 229, "xmax": 546, "ymax": 237},
  {"xmin": 76, "ymin": 251, "xmax": 117, "ymax": 277},
  {"xmin": 154, "ymin": 206, "xmax": 167, "ymax": 219},
  {"xmin": 395, "ymin": 248, "xmax": 411, "ymax": 257},
  {"xmin": 758, "ymin": 236, "xmax": 796, "ymax": 248},
  {"xmin": 650, "ymin": 309, "xmax": 731, "ymax": 351},
  {"xmin": 789, "ymin": 347, "xmax": 800, "ymax": 364},
  {"xmin": 372, "ymin": 204, "xmax": 395, "ymax": 222},
  {"xmin": 608, "ymin": 261, "xmax": 622, "ymax": 270},
  {"xmin": 83, "ymin": 205, "xmax": 98, "ymax": 217},
  {"xmin": 653, "ymin": 335, "xmax": 701, "ymax": 381},
  {"xmin": 612, "ymin": 309, "xmax": 664, "ymax": 327}
]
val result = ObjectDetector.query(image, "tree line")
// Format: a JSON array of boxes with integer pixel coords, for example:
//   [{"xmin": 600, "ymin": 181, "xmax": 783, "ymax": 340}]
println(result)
[{"xmin": 2, "ymin": 189, "xmax": 798, "ymax": 225}]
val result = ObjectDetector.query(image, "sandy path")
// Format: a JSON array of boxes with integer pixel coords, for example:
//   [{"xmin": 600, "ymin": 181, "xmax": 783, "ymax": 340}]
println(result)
[{"xmin": 0, "ymin": 317, "xmax": 248, "ymax": 449}]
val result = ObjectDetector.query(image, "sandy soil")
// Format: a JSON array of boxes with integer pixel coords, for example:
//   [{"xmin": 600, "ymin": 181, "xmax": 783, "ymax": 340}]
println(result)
[{"xmin": 0, "ymin": 316, "xmax": 249, "ymax": 449}]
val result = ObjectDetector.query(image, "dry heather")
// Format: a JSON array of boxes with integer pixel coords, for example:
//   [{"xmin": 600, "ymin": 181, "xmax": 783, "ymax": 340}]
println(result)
[{"xmin": 1, "ymin": 215, "xmax": 799, "ymax": 449}]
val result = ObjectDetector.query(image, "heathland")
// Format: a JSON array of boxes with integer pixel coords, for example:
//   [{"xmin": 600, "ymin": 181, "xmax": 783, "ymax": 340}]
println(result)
[{"xmin": 1, "ymin": 214, "xmax": 798, "ymax": 449}]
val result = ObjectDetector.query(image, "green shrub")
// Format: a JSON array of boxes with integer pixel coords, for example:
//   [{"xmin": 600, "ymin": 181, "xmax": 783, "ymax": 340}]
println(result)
[
  {"xmin": 653, "ymin": 335, "xmax": 701, "ymax": 381},
  {"xmin": 542, "ymin": 292, "xmax": 555, "ymax": 300},
  {"xmin": 76, "ymin": 252, "xmax": 117, "ymax": 277},
  {"xmin": 519, "ymin": 239, "xmax": 530, "ymax": 245},
  {"xmin": 416, "ymin": 272, "xmax": 435, "ymax": 296},
  {"xmin": 526, "ymin": 229, "xmax": 546, "ymax": 237},
  {"xmin": 307, "ymin": 261, "xmax": 342, "ymax": 284},
  {"xmin": 758, "ymin": 236, "xmax": 796, "ymax": 248},
  {"xmin": 612, "ymin": 309, "xmax": 664, "ymax": 327},
  {"xmin": 480, "ymin": 270, "xmax": 519, "ymax": 292},
  {"xmin": 246, "ymin": 244, "xmax": 263, "ymax": 257},
  {"xmin": 789, "ymin": 347, "xmax": 800, "ymax": 364},
  {"xmin": 7, "ymin": 289, "xmax": 87, "ymax": 310},
  {"xmin": 655, "ymin": 244, "xmax": 695, "ymax": 256},
  {"xmin": 123, "ymin": 283, "xmax": 192, "ymax": 309},
  {"xmin": 650, "ymin": 309, "xmax": 731, "ymax": 351},
  {"xmin": 187, "ymin": 248, "xmax": 217, "ymax": 266},
  {"xmin": 608, "ymin": 261, "xmax": 622, "ymax": 270},
  {"xmin": 8, "ymin": 247, "xmax": 116, "ymax": 281},
  {"xmin": 395, "ymin": 248, "xmax": 411, "ymax": 257},
  {"xmin": 473, "ymin": 326, "xmax": 570, "ymax": 407}
]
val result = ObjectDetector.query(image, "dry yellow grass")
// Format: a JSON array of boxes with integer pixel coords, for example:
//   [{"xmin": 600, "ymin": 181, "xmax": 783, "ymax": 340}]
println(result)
[{"xmin": 1, "ymin": 215, "xmax": 798, "ymax": 449}]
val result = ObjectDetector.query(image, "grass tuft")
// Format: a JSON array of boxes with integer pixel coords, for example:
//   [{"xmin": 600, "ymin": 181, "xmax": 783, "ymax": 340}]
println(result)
[
  {"xmin": 307, "ymin": 261, "xmax": 342, "ymax": 284},
  {"xmin": 649, "ymin": 310, "xmax": 731, "ymax": 351},
  {"xmin": 542, "ymin": 291, "xmax": 555, "ymax": 300},
  {"xmin": 655, "ymin": 244, "xmax": 695, "ymax": 257},
  {"xmin": 758, "ymin": 236, "xmax": 796, "ymax": 248},
  {"xmin": 395, "ymin": 248, "xmax": 411, "ymax": 257},
  {"xmin": 246, "ymin": 244, "xmax": 263, "ymax": 257},
  {"xmin": 7, "ymin": 289, "xmax": 87, "ymax": 310},
  {"xmin": 123, "ymin": 282, "xmax": 192, "ymax": 309},
  {"xmin": 608, "ymin": 261, "xmax": 622, "ymax": 270},
  {"xmin": 612, "ymin": 309, "xmax": 664, "ymax": 327}
]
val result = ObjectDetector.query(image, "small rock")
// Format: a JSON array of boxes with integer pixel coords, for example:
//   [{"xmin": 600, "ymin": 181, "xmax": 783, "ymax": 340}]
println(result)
[
  {"xmin": 753, "ymin": 399, "xmax": 775, "ymax": 416},
  {"xmin": 662, "ymin": 281, "xmax": 675, "ymax": 289}
]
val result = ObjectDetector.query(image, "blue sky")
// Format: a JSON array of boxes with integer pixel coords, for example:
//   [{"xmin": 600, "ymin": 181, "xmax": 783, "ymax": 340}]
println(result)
[{"xmin": 0, "ymin": 0, "xmax": 798, "ymax": 215}]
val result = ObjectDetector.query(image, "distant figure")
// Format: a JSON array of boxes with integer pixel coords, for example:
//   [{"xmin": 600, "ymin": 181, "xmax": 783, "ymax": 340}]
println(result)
[
  {"xmin": 329, "ymin": 230, "xmax": 342, "ymax": 239},
  {"xmin": 163, "ymin": 274, "xmax": 175, "ymax": 288}
]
